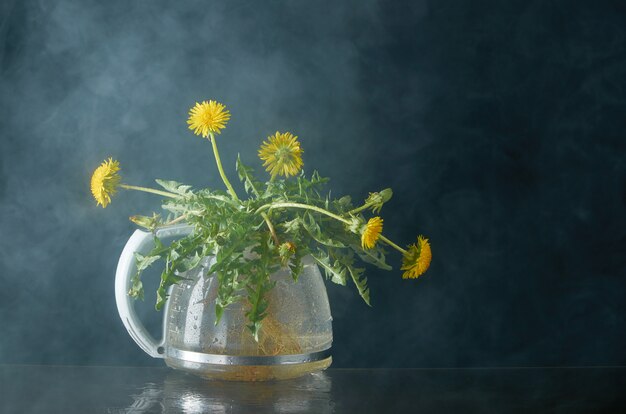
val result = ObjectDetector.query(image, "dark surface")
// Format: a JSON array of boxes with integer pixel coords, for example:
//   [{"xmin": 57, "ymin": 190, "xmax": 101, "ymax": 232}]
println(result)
[
  {"xmin": 1, "ymin": 365, "xmax": 626, "ymax": 413},
  {"xmin": 1, "ymin": 0, "xmax": 625, "ymax": 368}
]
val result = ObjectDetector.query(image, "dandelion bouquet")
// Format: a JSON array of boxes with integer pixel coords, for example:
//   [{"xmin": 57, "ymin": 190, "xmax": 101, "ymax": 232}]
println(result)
[{"xmin": 91, "ymin": 100, "xmax": 431, "ymax": 340}]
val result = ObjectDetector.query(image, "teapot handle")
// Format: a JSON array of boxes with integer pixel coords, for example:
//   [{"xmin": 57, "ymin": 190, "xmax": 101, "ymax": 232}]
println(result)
[{"xmin": 115, "ymin": 225, "xmax": 193, "ymax": 358}]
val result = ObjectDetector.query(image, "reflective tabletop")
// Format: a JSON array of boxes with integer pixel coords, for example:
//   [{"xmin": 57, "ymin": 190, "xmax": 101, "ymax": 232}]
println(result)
[{"xmin": 1, "ymin": 365, "xmax": 625, "ymax": 413}]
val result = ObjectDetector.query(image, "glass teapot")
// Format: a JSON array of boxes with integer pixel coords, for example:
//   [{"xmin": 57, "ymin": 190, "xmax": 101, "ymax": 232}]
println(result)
[{"xmin": 115, "ymin": 225, "xmax": 333, "ymax": 381}]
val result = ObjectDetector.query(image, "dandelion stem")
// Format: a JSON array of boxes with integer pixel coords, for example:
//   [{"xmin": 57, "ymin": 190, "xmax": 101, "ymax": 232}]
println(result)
[
  {"xmin": 163, "ymin": 214, "xmax": 189, "ymax": 227},
  {"xmin": 347, "ymin": 202, "xmax": 374, "ymax": 215},
  {"xmin": 256, "ymin": 202, "xmax": 351, "ymax": 225},
  {"xmin": 261, "ymin": 212, "xmax": 280, "ymax": 245},
  {"xmin": 120, "ymin": 184, "xmax": 179, "ymax": 199},
  {"xmin": 209, "ymin": 133, "xmax": 240, "ymax": 202},
  {"xmin": 378, "ymin": 235, "xmax": 407, "ymax": 254}
]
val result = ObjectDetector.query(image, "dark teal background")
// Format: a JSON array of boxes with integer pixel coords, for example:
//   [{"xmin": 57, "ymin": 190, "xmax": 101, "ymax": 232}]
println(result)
[{"xmin": 1, "ymin": 0, "xmax": 625, "ymax": 367}]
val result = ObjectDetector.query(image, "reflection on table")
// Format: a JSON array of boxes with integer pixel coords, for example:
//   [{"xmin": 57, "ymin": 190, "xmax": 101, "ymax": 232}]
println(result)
[{"xmin": 1, "ymin": 365, "xmax": 625, "ymax": 413}]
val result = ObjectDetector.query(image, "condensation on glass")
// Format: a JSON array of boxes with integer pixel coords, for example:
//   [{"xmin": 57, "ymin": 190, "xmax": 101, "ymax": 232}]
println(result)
[{"xmin": 115, "ymin": 225, "xmax": 333, "ymax": 381}]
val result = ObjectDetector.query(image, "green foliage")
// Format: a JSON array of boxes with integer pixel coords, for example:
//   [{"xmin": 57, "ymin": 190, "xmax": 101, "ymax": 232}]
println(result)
[
  {"xmin": 338, "ymin": 251, "xmax": 370, "ymax": 306},
  {"xmin": 131, "ymin": 156, "xmax": 395, "ymax": 340},
  {"xmin": 155, "ymin": 179, "xmax": 193, "ymax": 197},
  {"xmin": 311, "ymin": 249, "xmax": 348, "ymax": 286},
  {"xmin": 236, "ymin": 154, "xmax": 263, "ymax": 197},
  {"xmin": 127, "ymin": 252, "xmax": 160, "ymax": 300},
  {"xmin": 129, "ymin": 213, "xmax": 162, "ymax": 231}
]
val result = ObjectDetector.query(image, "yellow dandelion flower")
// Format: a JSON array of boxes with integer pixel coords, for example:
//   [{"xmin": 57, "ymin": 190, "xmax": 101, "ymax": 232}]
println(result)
[
  {"xmin": 187, "ymin": 100, "xmax": 231, "ymax": 137},
  {"xmin": 258, "ymin": 131, "xmax": 303, "ymax": 178},
  {"xmin": 401, "ymin": 235, "xmax": 432, "ymax": 279},
  {"xmin": 361, "ymin": 217, "xmax": 383, "ymax": 249},
  {"xmin": 91, "ymin": 158, "xmax": 121, "ymax": 208}
]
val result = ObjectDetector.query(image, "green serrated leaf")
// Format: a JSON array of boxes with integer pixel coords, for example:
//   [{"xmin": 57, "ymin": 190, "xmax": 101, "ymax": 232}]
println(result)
[
  {"xmin": 179, "ymin": 252, "xmax": 203, "ymax": 272},
  {"xmin": 302, "ymin": 213, "xmax": 346, "ymax": 248},
  {"xmin": 281, "ymin": 218, "xmax": 301, "ymax": 234},
  {"xmin": 155, "ymin": 179, "xmax": 193, "ymax": 196},
  {"xmin": 354, "ymin": 245, "xmax": 393, "ymax": 271},
  {"xmin": 289, "ymin": 253, "xmax": 304, "ymax": 281},
  {"xmin": 134, "ymin": 253, "xmax": 160, "ymax": 272},
  {"xmin": 161, "ymin": 202, "xmax": 188, "ymax": 215},
  {"xmin": 334, "ymin": 195, "xmax": 352, "ymax": 213},
  {"xmin": 128, "ymin": 274, "xmax": 144, "ymax": 300},
  {"xmin": 311, "ymin": 251, "xmax": 347, "ymax": 285},
  {"xmin": 215, "ymin": 303, "xmax": 224, "ymax": 325},
  {"xmin": 129, "ymin": 213, "xmax": 162, "ymax": 231},
  {"xmin": 347, "ymin": 265, "xmax": 370, "ymax": 306},
  {"xmin": 236, "ymin": 154, "xmax": 263, "ymax": 197},
  {"xmin": 128, "ymin": 252, "xmax": 162, "ymax": 302}
]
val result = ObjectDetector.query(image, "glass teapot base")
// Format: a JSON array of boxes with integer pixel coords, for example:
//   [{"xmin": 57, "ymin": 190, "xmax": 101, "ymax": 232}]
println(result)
[{"xmin": 165, "ymin": 356, "xmax": 332, "ymax": 381}]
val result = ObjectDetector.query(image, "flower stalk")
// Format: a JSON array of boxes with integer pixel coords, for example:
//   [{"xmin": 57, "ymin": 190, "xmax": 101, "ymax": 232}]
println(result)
[
  {"xmin": 261, "ymin": 212, "xmax": 280, "ymax": 245},
  {"xmin": 378, "ymin": 234, "xmax": 407, "ymax": 254},
  {"xmin": 256, "ymin": 202, "xmax": 351, "ymax": 225},
  {"xmin": 209, "ymin": 133, "xmax": 239, "ymax": 201},
  {"xmin": 163, "ymin": 214, "xmax": 189, "ymax": 227},
  {"xmin": 347, "ymin": 203, "xmax": 373, "ymax": 215},
  {"xmin": 120, "ymin": 184, "xmax": 179, "ymax": 199}
]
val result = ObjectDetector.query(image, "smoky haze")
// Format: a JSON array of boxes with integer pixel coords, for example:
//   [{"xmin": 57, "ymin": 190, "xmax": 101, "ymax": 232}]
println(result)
[{"xmin": 0, "ymin": 0, "xmax": 625, "ymax": 368}]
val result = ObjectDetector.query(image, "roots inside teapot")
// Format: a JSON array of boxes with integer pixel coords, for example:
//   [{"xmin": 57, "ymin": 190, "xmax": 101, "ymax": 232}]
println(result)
[{"xmin": 162, "ymin": 257, "xmax": 333, "ymax": 380}]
